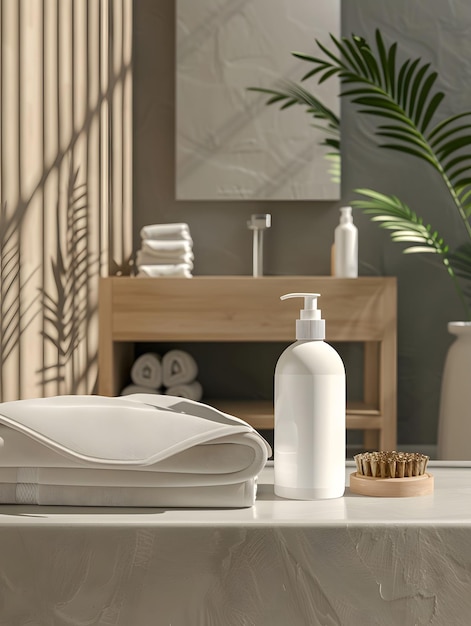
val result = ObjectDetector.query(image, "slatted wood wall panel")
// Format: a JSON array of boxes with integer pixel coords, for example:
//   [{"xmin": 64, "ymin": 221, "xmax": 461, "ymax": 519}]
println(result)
[{"xmin": 0, "ymin": 0, "xmax": 133, "ymax": 400}]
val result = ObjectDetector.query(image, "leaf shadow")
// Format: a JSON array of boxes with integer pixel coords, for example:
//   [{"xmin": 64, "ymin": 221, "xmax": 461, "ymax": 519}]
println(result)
[{"xmin": 36, "ymin": 159, "xmax": 99, "ymax": 393}]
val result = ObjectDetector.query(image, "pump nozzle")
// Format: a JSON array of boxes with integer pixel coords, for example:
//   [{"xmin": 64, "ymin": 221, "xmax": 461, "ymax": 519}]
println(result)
[
  {"xmin": 280, "ymin": 292, "xmax": 325, "ymax": 340},
  {"xmin": 339, "ymin": 206, "xmax": 353, "ymax": 223},
  {"xmin": 281, "ymin": 293, "xmax": 320, "ymax": 318}
]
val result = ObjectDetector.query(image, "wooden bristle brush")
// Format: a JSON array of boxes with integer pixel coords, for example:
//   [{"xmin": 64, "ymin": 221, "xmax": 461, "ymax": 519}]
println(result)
[{"xmin": 350, "ymin": 451, "xmax": 434, "ymax": 497}]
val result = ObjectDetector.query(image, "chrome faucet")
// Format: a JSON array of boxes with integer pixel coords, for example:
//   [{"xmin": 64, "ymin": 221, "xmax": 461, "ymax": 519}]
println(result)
[{"xmin": 247, "ymin": 214, "xmax": 271, "ymax": 277}]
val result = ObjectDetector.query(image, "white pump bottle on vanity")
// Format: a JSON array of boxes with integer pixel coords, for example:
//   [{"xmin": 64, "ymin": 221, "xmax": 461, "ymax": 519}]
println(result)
[
  {"xmin": 274, "ymin": 293, "xmax": 346, "ymax": 500},
  {"xmin": 334, "ymin": 206, "xmax": 358, "ymax": 277}
]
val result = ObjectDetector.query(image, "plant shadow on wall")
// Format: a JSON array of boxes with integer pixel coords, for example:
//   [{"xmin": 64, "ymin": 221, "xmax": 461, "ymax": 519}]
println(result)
[
  {"xmin": 0, "ymin": 159, "xmax": 99, "ymax": 399},
  {"xmin": 37, "ymin": 162, "xmax": 98, "ymax": 394},
  {"xmin": 0, "ymin": 203, "xmax": 41, "ymax": 395},
  {"xmin": 249, "ymin": 30, "xmax": 471, "ymax": 319}
]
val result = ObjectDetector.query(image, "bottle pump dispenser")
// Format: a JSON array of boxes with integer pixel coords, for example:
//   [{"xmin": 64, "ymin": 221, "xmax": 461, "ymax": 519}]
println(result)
[
  {"xmin": 280, "ymin": 292, "xmax": 325, "ymax": 340},
  {"xmin": 274, "ymin": 293, "xmax": 346, "ymax": 500}
]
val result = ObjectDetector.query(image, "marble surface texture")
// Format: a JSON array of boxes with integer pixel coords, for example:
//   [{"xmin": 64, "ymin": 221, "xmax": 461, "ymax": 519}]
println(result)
[{"xmin": 1, "ymin": 462, "xmax": 471, "ymax": 625}]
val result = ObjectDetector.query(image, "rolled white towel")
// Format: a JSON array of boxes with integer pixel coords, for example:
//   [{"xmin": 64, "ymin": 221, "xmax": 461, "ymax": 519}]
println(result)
[
  {"xmin": 140, "ymin": 239, "xmax": 193, "ymax": 257},
  {"xmin": 162, "ymin": 349, "xmax": 198, "ymax": 386},
  {"xmin": 120, "ymin": 384, "xmax": 161, "ymax": 396},
  {"xmin": 135, "ymin": 250, "xmax": 194, "ymax": 268},
  {"xmin": 130, "ymin": 353, "xmax": 162, "ymax": 388},
  {"xmin": 165, "ymin": 381, "xmax": 203, "ymax": 402},
  {"xmin": 140, "ymin": 223, "xmax": 192, "ymax": 241},
  {"xmin": 137, "ymin": 264, "xmax": 193, "ymax": 278}
]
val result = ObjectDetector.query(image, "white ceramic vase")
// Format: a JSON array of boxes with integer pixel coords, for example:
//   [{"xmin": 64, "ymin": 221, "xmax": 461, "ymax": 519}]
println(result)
[{"xmin": 438, "ymin": 321, "xmax": 471, "ymax": 460}]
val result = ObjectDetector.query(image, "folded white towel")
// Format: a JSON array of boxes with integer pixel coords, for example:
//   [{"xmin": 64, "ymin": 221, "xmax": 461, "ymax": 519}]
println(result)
[
  {"xmin": 162, "ymin": 349, "xmax": 198, "ymax": 386},
  {"xmin": 120, "ymin": 384, "xmax": 160, "ymax": 396},
  {"xmin": 136, "ymin": 250, "xmax": 194, "ymax": 268},
  {"xmin": 136, "ymin": 250, "xmax": 193, "ymax": 271},
  {"xmin": 165, "ymin": 381, "xmax": 203, "ymax": 402},
  {"xmin": 140, "ymin": 239, "xmax": 193, "ymax": 257},
  {"xmin": 0, "ymin": 394, "xmax": 271, "ymax": 507},
  {"xmin": 140, "ymin": 223, "xmax": 192, "ymax": 241},
  {"xmin": 0, "ymin": 481, "xmax": 256, "ymax": 508},
  {"xmin": 130, "ymin": 353, "xmax": 162, "ymax": 388},
  {"xmin": 137, "ymin": 264, "xmax": 193, "ymax": 278},
  {"xmin": 137, "ymin": 242, "xmax": 194, "ymax": 269}
]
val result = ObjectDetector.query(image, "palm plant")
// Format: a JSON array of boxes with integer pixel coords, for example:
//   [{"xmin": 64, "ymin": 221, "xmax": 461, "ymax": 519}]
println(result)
[
  {"xmin": 250, "ymin": 30, "xmax": 471, "ymax": 319},
  {"xmin": 247, "ymin": 81, "xmax": 341, "ymax": 182}
]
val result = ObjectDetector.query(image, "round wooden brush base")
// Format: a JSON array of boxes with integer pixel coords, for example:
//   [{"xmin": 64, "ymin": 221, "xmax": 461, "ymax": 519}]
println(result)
[{"xmin": 349, "ymin": 472, "xmax": 434, "ymax": 497}]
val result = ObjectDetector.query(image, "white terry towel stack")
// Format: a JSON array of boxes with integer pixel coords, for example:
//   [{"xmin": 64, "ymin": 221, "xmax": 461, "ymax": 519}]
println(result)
[
  {"xmin": 162, "ymin": 349, "xmax": 203, "ymax": 402},
  {"xmin": 121, "ymin": 353, "xmax": 163, "ymax": 396},
  {"xmin": 136, "ymin": 223, "xmax": 194, "ymax": 278},
  {"xmin": 0, "ymin": 394, "xmax": 271, "ymax": 508}
]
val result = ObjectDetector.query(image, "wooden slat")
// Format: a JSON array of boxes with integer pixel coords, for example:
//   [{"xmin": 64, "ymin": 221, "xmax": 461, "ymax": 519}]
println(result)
[
  {"xmin": 211, "ymin": 400, "xmax": 384, "ymax": 431},
  {"xmin": 108, "ymin": 276, "xmax": 396, "ymax": 341}
]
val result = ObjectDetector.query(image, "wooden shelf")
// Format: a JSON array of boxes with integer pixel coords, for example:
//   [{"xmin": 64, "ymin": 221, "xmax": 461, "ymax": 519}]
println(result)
[
  {"xmin": 98, "ymin": 276, "xmax": 397, "ymax": 450},
  {"xmin": 208, "ymin": 400, "xmax": 382, "ymax": 432}
]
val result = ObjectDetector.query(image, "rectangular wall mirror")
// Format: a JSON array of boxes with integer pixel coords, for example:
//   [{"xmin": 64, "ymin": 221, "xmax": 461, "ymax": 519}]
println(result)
[{"xmin": 176, "ymin": 0, "xmax": 340, "ymax": 201}]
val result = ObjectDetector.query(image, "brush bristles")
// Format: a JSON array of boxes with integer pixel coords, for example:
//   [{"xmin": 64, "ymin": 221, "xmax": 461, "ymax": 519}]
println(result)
[{"xmin": 354, "ymin": 451, "xmax": 429, "ymax": 479}]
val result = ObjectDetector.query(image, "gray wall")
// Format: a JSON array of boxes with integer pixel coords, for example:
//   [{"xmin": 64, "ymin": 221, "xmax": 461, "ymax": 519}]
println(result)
[{"xmin": 133, "ymin": 0, "xmax": 471, "ymax": 447}]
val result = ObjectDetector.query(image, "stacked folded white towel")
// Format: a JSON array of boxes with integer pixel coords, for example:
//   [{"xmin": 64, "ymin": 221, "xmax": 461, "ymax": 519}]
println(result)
[
  {"xmin": 136, "ymin": 223, "xmax": 194, "ymax": 278},
  {"xmin": 121, "ymin": 350, "xmax": 203, "ymax": 402},
  {"xmin": 0, "ymin": 394, "xmax": 271, "ymax": 508}
]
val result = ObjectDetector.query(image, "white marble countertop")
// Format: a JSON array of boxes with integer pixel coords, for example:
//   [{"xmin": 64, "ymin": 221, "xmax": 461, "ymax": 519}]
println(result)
[
  {"xmin": 1, "ymin": 461, "xmax": 470, "ymax": 527},
  {"xmin": 2, "ymin": 462, "xmax": 471, "ymax": 625}
]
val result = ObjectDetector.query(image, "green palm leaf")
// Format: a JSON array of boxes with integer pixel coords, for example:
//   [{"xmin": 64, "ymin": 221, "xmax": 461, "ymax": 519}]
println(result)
[
  {"xmin": 352, "ymin": 188, "xmax": 471, "ymax": 316},
  {"xmin": 247, "ymin": 81, "xmax": 340, "ymax": 153},
  {"xmin": 352, "ymin": 188, "xmax": 450, "ymax": 258},
  {"xmin": 294, "ymin": 31, "xmax": 471, "ymax": 192},
  {"xmin": 351, "ymin": 189, "xmax": 471, "ymax": 318},
  {"xmin": 249, "ymin": 29, "xmax": 471, "ymax": 317},
  {"xmin": 448, "ymin": 243, "xmax": 471, "ymax": 281}
]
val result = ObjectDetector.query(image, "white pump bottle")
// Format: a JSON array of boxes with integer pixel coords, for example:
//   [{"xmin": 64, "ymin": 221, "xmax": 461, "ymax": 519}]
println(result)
[
  {"xmin": 274, "ymin": 293, "xmax": 346, "ymax": 500},
  {"xmin": 334, "ymin": 206, "xmax": 358, "ymax": 278}
]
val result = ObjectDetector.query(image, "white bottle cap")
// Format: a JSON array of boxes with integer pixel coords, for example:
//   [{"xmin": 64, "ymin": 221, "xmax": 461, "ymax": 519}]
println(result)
[
  {"xmin": 280, "ymin": 293, "xmax": 325, "ymax": 340},
  {"xmin": 340, "ymin": 206, "xmax": 353, "ymax": 224}
]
